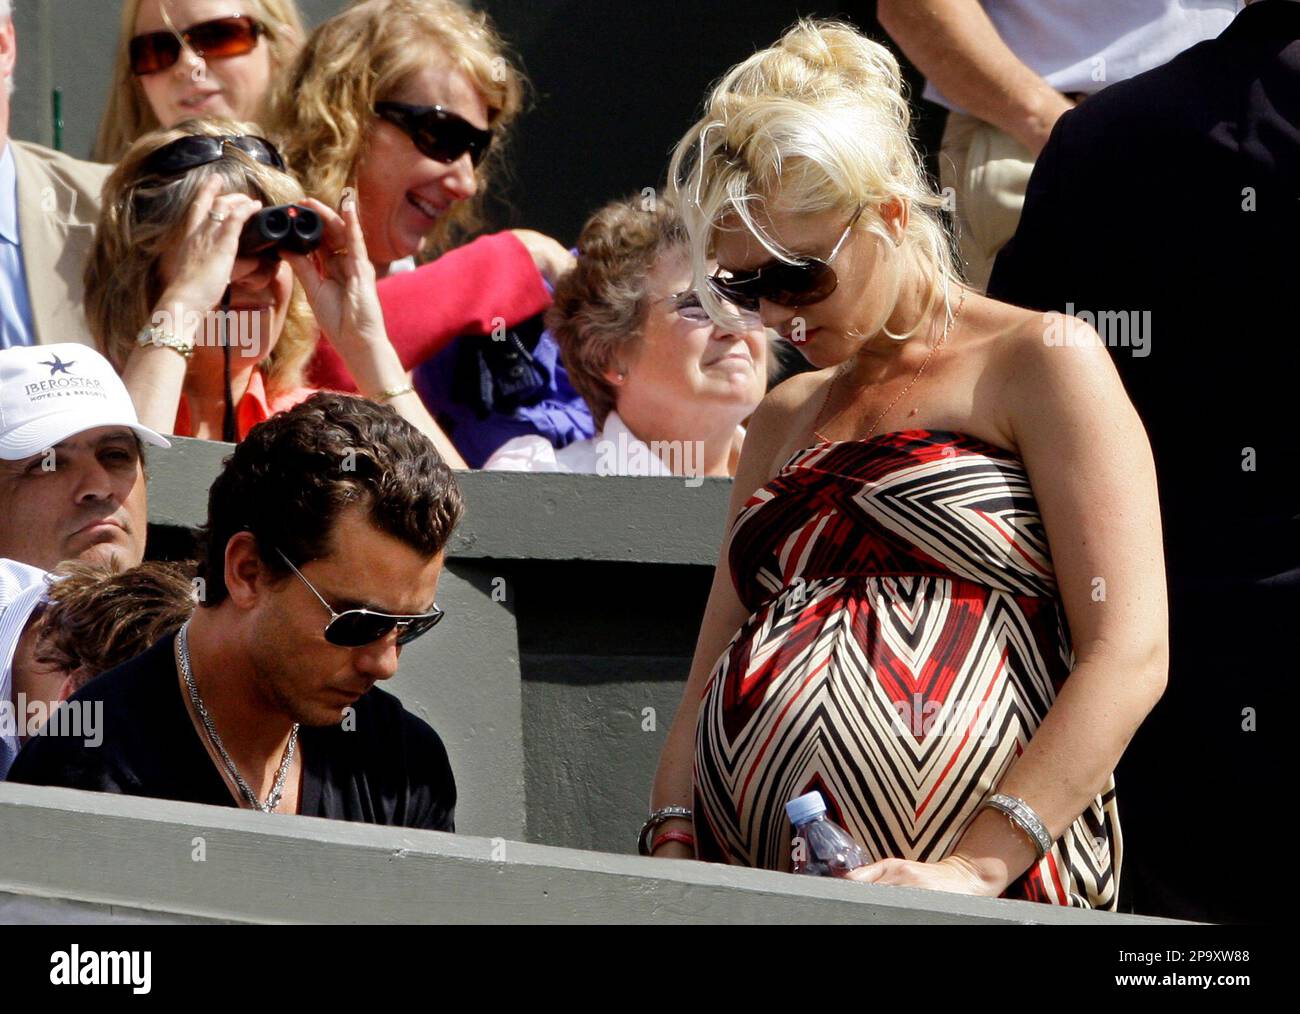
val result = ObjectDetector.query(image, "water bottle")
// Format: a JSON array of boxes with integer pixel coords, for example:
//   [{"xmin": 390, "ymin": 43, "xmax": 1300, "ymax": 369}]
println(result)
[{"xmin": 787, "ymin": 791, "xmax": 870, "ymax": 877}]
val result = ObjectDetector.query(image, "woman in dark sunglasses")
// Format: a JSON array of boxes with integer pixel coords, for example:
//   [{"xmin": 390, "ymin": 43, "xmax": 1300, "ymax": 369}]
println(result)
[
  {"xmin": 650, "ymin": 20, "xmax": 1167, "ymax": 914},
  {"xmin": 270, "ymin": 0, "xmax": 523, "ymax": 278},
  {"xmin": 264, "ymin": 0, "xmax": 582, "ymax": 453},
  {"xmin": 83, "ymin": 118, "xmax": 466, "ymax": 467},
  {"xmin": 94, "ymin": 0, "xmax": 305, "ymax": 163}
]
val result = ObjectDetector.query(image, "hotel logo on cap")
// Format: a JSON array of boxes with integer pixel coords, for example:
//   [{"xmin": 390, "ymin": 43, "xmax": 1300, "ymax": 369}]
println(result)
[{"xmin": 0, "ymin": 343, "xmax": 170, "ymax": 460}]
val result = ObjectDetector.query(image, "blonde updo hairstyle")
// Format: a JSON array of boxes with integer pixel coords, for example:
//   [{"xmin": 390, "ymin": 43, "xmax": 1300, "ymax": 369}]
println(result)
[
  {"xmin": 669, "ymin": 19, "xmax": 960, "ymax": 341},
  {"xmin": 269, "ymin": 0, "xmax": 524, "ymax": 259},
  {"xmin": 93, "ymin": 0, "xmax": 306, "ymax": 163},
  {"xmin": 84, "ymin": 117, "xmax": 315, "ymax": 393}
]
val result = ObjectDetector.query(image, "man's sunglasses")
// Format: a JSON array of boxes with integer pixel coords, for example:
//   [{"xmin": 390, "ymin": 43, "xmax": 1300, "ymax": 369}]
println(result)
[
  {"xmin": 375, "ymin": 101, "xmax": 494, "ymax": 168},
  {"xmin": 138, "ymin": 134, "xmax": 286, "ymax": 180},
  {"xmin": 276, "ymin": 549, "xmax": 445, "ymax": 648},
  {"xmin": 130, "ymin": 15, "xmax": 264, "ymax": 77},
  {"xmin": 708, "ymin": 205, "xmax": 865, "ymax": 311}
]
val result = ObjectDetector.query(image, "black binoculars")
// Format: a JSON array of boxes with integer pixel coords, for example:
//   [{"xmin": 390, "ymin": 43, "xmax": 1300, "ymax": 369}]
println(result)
[{"xmin": 238, "ymin": 204, "xmax": 324, "ymax": 257}]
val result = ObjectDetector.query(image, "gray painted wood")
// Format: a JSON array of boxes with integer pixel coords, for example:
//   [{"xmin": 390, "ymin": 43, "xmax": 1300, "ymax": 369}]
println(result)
[
  {"xmin": 392, "ymin": 562, "xmax": 526, "ymax": 841},
  {"xmin": 145, "ymin": 437, "xmax": 732, "ymax": 565},
  {"xmin": 0, "ymin": 784, "xmax": 1180, "ymax": 924},
  {"xmin": 0, "ymin": 891, "xmax": 230, "ymax": 925}
]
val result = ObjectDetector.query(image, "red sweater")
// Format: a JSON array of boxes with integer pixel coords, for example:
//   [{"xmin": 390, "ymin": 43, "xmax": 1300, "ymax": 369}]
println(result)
[{"xmin": 306, "ymin": 231, "xmax": 553, "ymax": 392}]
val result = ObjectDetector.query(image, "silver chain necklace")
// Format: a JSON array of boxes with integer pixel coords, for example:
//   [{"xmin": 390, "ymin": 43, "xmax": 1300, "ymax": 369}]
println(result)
[{"xmin": 176, "ymin": 619, "xmax": 299, "ymax": 814}]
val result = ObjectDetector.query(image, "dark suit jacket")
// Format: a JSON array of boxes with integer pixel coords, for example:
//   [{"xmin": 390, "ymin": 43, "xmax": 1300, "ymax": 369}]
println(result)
[{"xmin": 988, "ymin": 0, "xmax": 1299, "ymax": 924}]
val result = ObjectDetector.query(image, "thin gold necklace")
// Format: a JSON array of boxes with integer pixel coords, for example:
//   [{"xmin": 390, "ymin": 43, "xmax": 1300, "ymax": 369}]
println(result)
[{"xmin": 813, "ymin": 289, "xmax": 967, "ymax": 445}]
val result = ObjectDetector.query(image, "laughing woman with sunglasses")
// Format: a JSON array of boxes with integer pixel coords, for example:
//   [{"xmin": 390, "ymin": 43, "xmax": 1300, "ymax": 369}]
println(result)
[
  {"xmin": 83, "ymin": 118, "xmax": 466, "ymax": 466},
  {"xmin": 269, "ymin": 0, "xmax": 577, "ymax": 403},
  {"xmin": 272, "ymin": 0, "xmax": 523, "ymax": 277},
  {"xmin": 94, "ymin": 0, "xmax": 305, "ymax": 163},
  {"xmin": 648, "ymin": 21, "xmax": 1168, "ymax": 911}
]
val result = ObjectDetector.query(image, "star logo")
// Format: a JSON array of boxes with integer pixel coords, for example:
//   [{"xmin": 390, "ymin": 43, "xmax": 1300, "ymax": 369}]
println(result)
[{"xmin": 40, "ymin": 355, "xmax": 75, "ymax": 376}]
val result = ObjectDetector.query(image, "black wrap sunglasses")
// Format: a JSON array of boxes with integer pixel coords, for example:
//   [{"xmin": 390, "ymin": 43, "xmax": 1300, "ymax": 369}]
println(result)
[
  {"xmin": 375, "ymin": 100, "xmax": 494, "ymax": 167},
  {"xmin": 276, "ymin": 549, "xmax": 445, "ymax": 648},
  {"xmin": 708, "ymin": 205, "xmax": 865, "ymax": 310},
  {"xmin": 137, "ymin": 134, "xmax": 286, "ymax": 180}
]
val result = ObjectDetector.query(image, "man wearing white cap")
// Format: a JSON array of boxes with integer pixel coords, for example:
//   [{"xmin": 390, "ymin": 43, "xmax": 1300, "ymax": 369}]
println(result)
[
  {"xmin": 0, "ymin": 342, "xmax": 167, "ymax": 776},
  {"xmin": 0, "ymin": 342, "xmax": 168, "ymax": 572}
]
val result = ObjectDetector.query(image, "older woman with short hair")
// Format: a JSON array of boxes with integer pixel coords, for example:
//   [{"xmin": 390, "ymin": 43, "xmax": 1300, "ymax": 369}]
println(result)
[{"xmin": 485, "ymin": 195, "xmax": 768, "ymax": 477}]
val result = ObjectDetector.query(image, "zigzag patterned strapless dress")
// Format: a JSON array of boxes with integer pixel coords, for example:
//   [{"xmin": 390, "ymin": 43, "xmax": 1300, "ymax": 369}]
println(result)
[{"xmin": 693, "ymin": 430, "xmax": 1121, "ymax": 908}]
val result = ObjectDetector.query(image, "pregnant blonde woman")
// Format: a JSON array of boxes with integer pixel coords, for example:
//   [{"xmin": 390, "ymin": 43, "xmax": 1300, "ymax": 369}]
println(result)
[{"xmin": 647, "ymin": 20, "xmax": 1168, "ymax": 908}]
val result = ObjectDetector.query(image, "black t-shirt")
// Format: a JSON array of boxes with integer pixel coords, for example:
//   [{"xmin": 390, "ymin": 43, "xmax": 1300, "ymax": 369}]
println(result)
[{"xmin": 8, "ymin": 632, "xmax": 455, "ymax": 831}]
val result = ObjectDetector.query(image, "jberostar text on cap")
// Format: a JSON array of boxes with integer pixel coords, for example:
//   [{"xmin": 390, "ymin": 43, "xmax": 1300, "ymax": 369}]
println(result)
[{"xmin": 0, "ymin": 343, "xmax": 170, "ymax": 460}]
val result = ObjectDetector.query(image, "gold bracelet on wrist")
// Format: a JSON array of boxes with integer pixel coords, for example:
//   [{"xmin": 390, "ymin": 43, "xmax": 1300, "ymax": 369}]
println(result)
[
  {"xmin": 137, "ymin": 324, "xmax": 195, "ymax": 361},
  {"xmin": 374, "ymin": 383, "xmax": 415, "ymax": 403}
]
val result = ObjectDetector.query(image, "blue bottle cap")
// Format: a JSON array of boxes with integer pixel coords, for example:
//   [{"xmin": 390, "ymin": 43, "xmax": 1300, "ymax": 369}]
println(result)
[{"xmin": 785, "ymin": 790, "xmax": 827, "ymax": 827}]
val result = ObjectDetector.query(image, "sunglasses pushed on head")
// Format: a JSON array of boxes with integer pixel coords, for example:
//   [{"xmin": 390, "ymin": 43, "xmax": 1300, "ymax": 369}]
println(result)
[{"xmin": 136, "ymin": 134, "xmax": 323, "ymax": 258}]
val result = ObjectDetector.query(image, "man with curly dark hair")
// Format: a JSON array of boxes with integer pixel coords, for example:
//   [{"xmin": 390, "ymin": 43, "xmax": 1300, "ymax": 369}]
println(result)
[{"xmin": 9, "ymin": 393, "xmax": 463, "ymax": 830}]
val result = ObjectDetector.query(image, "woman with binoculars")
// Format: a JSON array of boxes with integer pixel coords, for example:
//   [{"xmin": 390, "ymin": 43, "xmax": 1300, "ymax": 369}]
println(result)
[{"xmin": 83, "ymin": 117, "xmax": 465, "ymax": 465}]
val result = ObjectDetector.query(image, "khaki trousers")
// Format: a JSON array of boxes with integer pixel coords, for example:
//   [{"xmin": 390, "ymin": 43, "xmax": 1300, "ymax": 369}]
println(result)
[{"xmin": 938, "ymin": 110, "xmax": 1036, "ymax": 292}]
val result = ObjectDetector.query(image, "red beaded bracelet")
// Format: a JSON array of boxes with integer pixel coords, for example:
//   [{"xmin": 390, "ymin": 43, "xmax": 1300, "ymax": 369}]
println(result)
[{"xmin": 651, "ymin": 830, "xmax": 696, "ymax": 854}]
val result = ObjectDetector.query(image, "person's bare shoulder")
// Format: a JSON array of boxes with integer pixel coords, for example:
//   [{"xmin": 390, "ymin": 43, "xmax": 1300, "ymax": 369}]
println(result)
[
  {"xmin": 986, "ymin": 300, "xmax": 1128, "ymax": 443},
  {"xmin": 749, "ymin": 368, "xmax": 831, "ymax": 452},
  {"xmin": 763, "ymin": 368, "xmax": 829, "ymax": 416}
]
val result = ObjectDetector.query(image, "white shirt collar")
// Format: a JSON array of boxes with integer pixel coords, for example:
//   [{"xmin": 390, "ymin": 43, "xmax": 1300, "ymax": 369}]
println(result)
[{"xmin": 595, "ymin": 411, "xmax": 675, "ymax": 476}]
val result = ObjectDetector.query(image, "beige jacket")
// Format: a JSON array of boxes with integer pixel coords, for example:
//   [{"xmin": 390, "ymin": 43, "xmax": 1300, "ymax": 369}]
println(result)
[{"xmin": 10, "ymin": 139, "xmax": 111, "ymax": 348}]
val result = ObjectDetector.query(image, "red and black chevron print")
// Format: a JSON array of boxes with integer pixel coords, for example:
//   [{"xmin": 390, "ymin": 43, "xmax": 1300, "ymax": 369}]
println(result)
[{"xmin": 694, "ymin": 430, "xmax": 1122, "ymax": 909}]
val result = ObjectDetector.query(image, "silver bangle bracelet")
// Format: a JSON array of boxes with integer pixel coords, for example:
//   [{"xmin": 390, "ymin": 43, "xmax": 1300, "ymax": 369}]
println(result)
[
  {"xmin": 982, "ymin": 793, "xmax": 1053, "ymax": 859},
  {"xmin": 638, "ymin": 806, "xmax": 692, "ymax": 856}
]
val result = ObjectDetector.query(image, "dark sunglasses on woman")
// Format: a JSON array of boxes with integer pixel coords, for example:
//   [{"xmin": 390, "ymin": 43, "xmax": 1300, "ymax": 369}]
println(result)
[
  {"xmin": 130, "ymin": 15, "xmax": 264, "ymax": 76},
  {"xmin": 708, "ymin": 204, "xmax": 865, "ymax": 311},
  {"xmin": 138, "ymin": 134, "xmax": 286, "ymax": 180},
  {"xmin": 276, "ymin": 549, "xmax": 445, "ymax": 648},
  {"xmin": 375, "ymin": 101, "xmax": 494, "ymax": 167}
]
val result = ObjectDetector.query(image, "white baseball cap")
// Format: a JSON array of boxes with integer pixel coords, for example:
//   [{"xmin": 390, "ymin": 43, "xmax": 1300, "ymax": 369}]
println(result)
[{"xmin": 0, "ymin": 343, "xmax": 170, "ymax": 460}]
